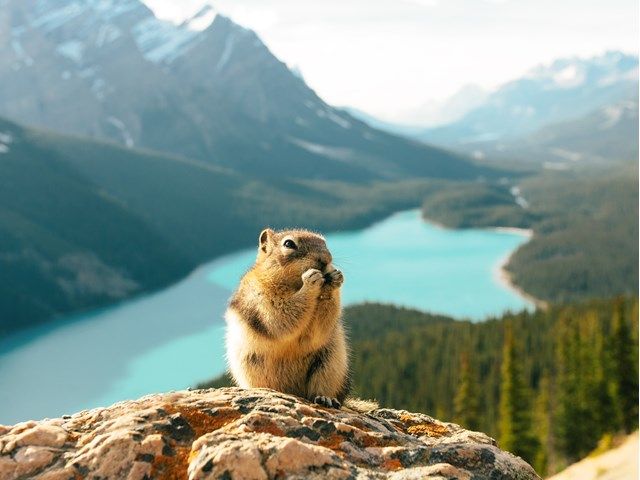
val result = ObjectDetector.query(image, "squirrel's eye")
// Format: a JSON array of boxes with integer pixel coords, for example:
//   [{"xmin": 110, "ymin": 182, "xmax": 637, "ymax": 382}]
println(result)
[{"xmin": 283, "ymin": 239, "xmax": 297, "ymax": 249}]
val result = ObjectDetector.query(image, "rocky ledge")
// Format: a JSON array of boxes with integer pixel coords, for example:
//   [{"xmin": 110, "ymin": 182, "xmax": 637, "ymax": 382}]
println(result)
[{"xmin": 0, "ymin": 388, "xmax": 539, "ymax": 479}]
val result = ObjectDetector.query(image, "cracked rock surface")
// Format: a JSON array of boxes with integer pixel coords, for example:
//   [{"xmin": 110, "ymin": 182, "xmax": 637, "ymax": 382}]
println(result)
[{"xmin": 0, "ymin": 387, "xmax": 540, "ymax": 479}]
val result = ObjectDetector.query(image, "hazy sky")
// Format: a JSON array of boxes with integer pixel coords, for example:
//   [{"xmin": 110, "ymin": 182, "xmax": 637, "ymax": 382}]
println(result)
[{"xmin": 143, "ymin": 0, "xmax": 638, "ymax": 122}]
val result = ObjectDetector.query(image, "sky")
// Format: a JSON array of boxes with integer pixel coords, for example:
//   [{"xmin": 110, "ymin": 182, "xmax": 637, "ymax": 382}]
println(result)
[{"xmin": 143, "ymin": 0, "xmax": 638, "ymax": 123}]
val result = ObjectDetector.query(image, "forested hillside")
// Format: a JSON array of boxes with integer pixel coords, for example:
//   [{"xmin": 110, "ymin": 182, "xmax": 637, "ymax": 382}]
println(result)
[
  {"xmin": 421, "ymin": 164, "xmax": 639, "ymax": 303},
  {"xmin": 347, "ymin": 299, "xmax": 639, "ymax": 476},
  {"xmin": 507, "ymin": 167, "xmax": 639, "ymax": 302}
]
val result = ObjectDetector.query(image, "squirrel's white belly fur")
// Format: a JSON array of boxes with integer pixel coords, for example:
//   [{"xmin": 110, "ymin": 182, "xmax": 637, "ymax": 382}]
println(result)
[{"xmin": 225, "ymin": 307, "xmax": 349, "ymax": 401}]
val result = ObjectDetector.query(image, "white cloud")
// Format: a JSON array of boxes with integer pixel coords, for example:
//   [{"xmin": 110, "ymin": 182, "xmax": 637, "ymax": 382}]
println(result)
[
  {"xmin": 216, "ymin": 5, "xmax": 279, "ymax": 31},
  {"xmin": 401, "ymin": 0, "xmax": 439, "ymax": 7}
]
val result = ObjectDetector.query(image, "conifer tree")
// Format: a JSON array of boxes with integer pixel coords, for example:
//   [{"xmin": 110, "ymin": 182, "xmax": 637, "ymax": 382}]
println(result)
[
  {"xmin": 589, "ymin": 310, "xmax": 618, "ymax": 436},
  {"xmin": 454, "ymin": 352, "xmax": 480, "ymax": 430},
  {"xmin": 610, "ymin": 298, "xmax": 639, "ymax": 433},
  {"xmin": 579, "ymin": 313, "xmax": 606, "ymax": 447},
  {"xmin": 631, "ymin": 299, "xmax": 639, "ymax": 366},
  {"xmin": 533, "ymin": 372, "xmax": 553, "ymax": 476},
  {"xmin": 555, "ymin": 312, "xmax": 591, "ymax": 460},
  {"xmin": 498, "ymin": 323, "xmax": 539, "ymax": 462}
]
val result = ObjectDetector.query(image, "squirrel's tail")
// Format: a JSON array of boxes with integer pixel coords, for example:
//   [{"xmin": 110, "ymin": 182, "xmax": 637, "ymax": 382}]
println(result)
[{"xmin": 343, "ymin": 397, "xmax": 379, "ymax": 413}]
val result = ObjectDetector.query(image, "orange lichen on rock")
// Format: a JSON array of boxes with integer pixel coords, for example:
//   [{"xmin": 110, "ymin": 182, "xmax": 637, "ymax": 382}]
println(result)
[
  {"xmin": 359, "ymin": 432, "xmax": 401, "ymax": 448},
  {"xmin": 399, "ymin": 414, "xmax": 415, "ymax": 424},
  {"xmin": 147, "ymin": 403, "xmax": 244, "ymax": 479},
  {"xmin": 318, "ymin": 433, "xmax": 345, "ymax": 451},
  {"xmin": 396, "ymin": 412, "xmax": 450, "ymax": 437},
  {"xmin": 150, "ymin": 445, "xmax": 191, "ymax": 480},
  {"xmin": 382, "ymin": 458, "xmax": 403, "ymax": 471},
  {"xmin": 163, "ymin": 404, "xmax": 241, "ymax": 437},
  {"xmin": 407, "ymin": 423, "xmax": 449, "ymax": 438}
]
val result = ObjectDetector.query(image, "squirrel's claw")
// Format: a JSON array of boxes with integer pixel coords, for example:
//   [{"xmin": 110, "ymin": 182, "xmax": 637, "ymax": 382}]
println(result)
[
  {"xmin": 313, "ymin": 395, "xmax": 342, "ymax": 409},
  {"xmin": 323, "ymin": 269, "xmax": 344, "ymax": 288}
]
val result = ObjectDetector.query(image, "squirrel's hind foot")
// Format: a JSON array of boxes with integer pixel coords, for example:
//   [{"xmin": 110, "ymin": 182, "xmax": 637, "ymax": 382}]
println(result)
[{"xmin": 313, "ymin": 395, "xmax": 341, "ymax": 409}]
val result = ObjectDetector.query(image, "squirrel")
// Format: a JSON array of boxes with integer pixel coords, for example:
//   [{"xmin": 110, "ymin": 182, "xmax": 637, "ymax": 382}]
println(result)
[{"xmin": 224, "ymin": 227, "xmax": 350, "ymax": 408}]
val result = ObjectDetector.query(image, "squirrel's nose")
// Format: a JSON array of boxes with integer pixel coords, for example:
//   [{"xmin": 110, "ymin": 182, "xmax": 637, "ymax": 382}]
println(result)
[{"xmin": 317, "ymin": 252, "xmax": 332, "ymax": 271}]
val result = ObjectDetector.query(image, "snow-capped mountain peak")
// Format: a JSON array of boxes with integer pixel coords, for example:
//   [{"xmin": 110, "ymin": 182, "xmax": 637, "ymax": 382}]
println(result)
[
  {"xmin": 132, "ymin": 16, "xmax": 202, "ymax": 63},
  {"xmin": 525, "ymin": 51, "xmax": 637, "ymax": 90},
  {"xmin": 5, "ymin": 0, "xmax": 226, "ymax": 67},
  {"xmin": 419, "ymin": 51, "xmax": 638, "ymax": 145},
  {"xmin": 183, "ymin": 5, "xmax": 218, "ymax": 32},
  {"xmin": 132, "ymin": 4, "xmax": 220, "ymax": 63},
  {"xmin": 526, "ymin": 58, "xmax": 587, "ymax": 89},
  {"xmin": 551, "ymin": 64, "xmax": 585, "ymax": 88}
]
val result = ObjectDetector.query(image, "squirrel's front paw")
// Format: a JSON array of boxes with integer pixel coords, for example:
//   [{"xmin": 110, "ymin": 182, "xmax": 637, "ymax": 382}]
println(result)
[
  {"xmin": 302, "ymin": 269, "xmax": 325, "ymax": 289},
  {"xmin": 323, "ymin": 269, "xmax": 344, "ymax": 288}
]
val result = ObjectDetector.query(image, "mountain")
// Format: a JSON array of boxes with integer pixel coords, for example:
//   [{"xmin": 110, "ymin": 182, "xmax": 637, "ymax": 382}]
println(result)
[
  {"xmin": 344, "ymin": 85, "xmax": 489, "ymax": 138},
  {"xmin": 0, "ymin": 0, "xmax": 487, "ymax": 182},
  {"xmin": 400, "ymin": 84, "xmax": 490, "ymax": 127},
  {"xmin": 463, "ymin": 96, "xmax": 639, "ymax": 169},
  {"xmin": 516, "ymin": 97, "xmax": 639, "ymax": 166},
  {"xmin": 341, "ymin": 107, "xmax": 425, "ymax": 138},
  {"xmin": 0, "ymin": 114, "xmax": 476, "ymax": 334},
  {"xmin": 418, "ymin": 52, "xmax": 638, "ymax": 146}
]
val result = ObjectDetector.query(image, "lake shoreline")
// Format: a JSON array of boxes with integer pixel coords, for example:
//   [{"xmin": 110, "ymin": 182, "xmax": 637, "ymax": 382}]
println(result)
[
  {"xmin": 494, "ymin": 238, "xmax": 548, "ymax": 310},
  {"xmin": 420, "ymin": 212, "xmax": 544, "ymax": 310},
  {"xmin": 488, "ymin": 227, "xmax": 548, "ymax": 310}
]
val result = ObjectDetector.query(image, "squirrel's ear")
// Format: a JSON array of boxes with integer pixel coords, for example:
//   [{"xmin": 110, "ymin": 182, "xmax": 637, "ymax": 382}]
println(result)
[{"xmin": 259, "ymin": 228, "xmax": 274, "ymax": 253}]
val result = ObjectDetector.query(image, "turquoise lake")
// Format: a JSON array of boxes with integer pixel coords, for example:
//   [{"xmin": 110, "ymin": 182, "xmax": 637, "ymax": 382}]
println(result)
[{"xmin": 0, "ymin": 210, "xmax": 532, "ymax": 424}]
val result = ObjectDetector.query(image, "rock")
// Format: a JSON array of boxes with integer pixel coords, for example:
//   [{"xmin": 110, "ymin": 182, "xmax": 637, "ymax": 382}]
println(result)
[{"xmin": 0, "ymin": 388, "xmax": 540, "ymax": 479}]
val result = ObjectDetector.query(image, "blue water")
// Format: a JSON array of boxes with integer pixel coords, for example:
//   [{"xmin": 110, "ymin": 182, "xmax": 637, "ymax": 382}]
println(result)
[{"xmin": 0, "ymin": 210, "xmax": 531, "ymax": 423}]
